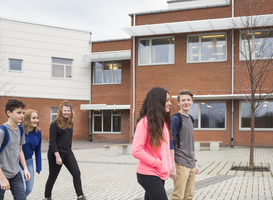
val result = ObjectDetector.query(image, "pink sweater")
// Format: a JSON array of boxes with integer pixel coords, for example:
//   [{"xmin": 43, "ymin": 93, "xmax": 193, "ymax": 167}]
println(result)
[{"xmin": 132, "ymin": 116, "xmax": 172, "ymax": 180}]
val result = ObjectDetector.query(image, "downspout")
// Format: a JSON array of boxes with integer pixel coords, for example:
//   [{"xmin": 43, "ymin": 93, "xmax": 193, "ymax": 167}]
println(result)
[
  {"xmin": 231, "ymin": 0, "xmax": 234, "ymax": 147},
  {"xmin": 89, "ymin": 32, "xmax": 92, "ymax": 141},
  {"xmin": 132, "ymin": 14, "xmax": 136, "ymax": 139}
]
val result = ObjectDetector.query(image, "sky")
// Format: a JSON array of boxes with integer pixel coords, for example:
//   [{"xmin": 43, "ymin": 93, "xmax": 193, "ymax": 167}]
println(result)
[{"xmin": 0, "ymin": 0, "xmax": 168, "ymax": 41}]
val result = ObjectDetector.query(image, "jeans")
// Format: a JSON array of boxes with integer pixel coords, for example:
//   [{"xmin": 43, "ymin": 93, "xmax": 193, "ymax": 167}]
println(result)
[
  {"xmin": 44, "ymin": 151, "xmax": 83, "ymax": 198},
  {"xmin": 137, "ymin": 173, "xmax": 167, "ymax": 200},
  {"xmin": 21, "ymin": 158, "xmax": 34, "ymax": 197},
  {"xmin": 0, "ymin": 172, "xmax": 26, "ymax": 200}
]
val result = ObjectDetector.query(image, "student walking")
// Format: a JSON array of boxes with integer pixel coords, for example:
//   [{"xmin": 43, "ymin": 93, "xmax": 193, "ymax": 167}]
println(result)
[
  {"xmin": 168, "ymin": 89, "xmax": 199, "ymax": 200},
  {"xmin": 0, "ymin": 98, "xmax": 30, "ymax": 200},
  {"xmin": 132, "ymin": 87, "xmax": 173, "ymax": 200},
  {"xmin": 20, "ymin": 109, "xmax": 42, "ymax": 197},
  {"xmin": 43, "ymin": 101, "xmax": 87, "ymax": 200}
]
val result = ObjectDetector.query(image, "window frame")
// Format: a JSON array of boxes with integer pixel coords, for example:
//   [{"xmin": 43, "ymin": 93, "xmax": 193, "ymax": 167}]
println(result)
[
  {"xmin": 138, "ymin": 36, "xmax": 175, "ymax": 66},
  {"xmin": 93, "ymin": 61, "xmax": 122, "ymax": 85},
  {"xmin": 239, "ymin": 101, "xmax": 273, "ymax": 131},
  {"xmin": 9, "ymin": 59, "xmax": 23, "ymax": 72},
  {"xmin": 51, "ymin": 57, "xmax": 73, "ymax": 79},
  {"xmin": 189, "ymin": 101, "xmax": 227, "ymax": 130},
  {"xmin": 187, "ymin": 32, "xmax": 227, "ymax": 63},
  {"xmin": 92, "ymin": 110, "xmax": 121, "ymax": 134},
  {"xmin": 239, "ymin": 29, "xmax": 273, "ymax": 61}
]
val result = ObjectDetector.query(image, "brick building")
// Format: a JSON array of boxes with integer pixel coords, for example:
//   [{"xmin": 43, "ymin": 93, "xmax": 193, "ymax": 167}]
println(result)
[
  {"xmin": 1, "ymin": 0, "xmax": 273, "ymax": 146},
  {"xmin": 82, "ymin": 0, "xmax": 273, "ymax": 146}
]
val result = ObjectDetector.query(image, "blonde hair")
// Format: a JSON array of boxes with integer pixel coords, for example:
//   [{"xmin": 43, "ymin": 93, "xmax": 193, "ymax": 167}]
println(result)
[
  {"xmin": 21, "ymin": 109, "xmax": 40, "ymax": 135},
  {"xmin": 54, "ymin": 101, "xmax": 73, "ymax": 130}
]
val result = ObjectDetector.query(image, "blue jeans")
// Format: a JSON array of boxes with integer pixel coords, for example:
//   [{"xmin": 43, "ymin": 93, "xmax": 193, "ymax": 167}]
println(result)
[
  {"xmin": 0, "ymin": 172, "xmax": 26, "ymax": 200},
  {"xmin": 21, "ymin": 158, "xmax": 34, "ymax": 197}
]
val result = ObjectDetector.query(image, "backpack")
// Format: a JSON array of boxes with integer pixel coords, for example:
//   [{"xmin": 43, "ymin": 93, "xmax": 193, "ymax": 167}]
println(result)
[
  {"xmin": 173, "ymin": 113, "xmax": 194, "ymax": 148},
  {"xmin": 0, "ymin": 124, "xmax": 24, "ymax": 153}
]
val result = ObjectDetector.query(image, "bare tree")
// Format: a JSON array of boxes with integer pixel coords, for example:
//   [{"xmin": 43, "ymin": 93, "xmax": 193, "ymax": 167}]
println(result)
[{"xmin": 233, "ymin": 0, "xmax": 273, "ymax": 169}]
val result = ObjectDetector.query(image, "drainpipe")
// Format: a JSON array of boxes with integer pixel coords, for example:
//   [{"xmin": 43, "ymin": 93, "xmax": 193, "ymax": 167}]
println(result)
[
  {"xmin": 89, "ymin": 32, "xmax": 92, "ymax": 141},
  {"xmin": 132, "ymin": 14, "xmax": 136, "ymax": 139},
  {"xmin": 231, "ymin": 0, "xmax": 234, "ymax": 147}
]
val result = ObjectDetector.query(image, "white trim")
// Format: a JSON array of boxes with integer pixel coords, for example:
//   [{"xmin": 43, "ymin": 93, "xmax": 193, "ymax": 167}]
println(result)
[
  {"xmin": 80, "ymin": 104, "xmax": 130, "ymax": 110},
  {"xmin": 121, "ymin": 14, "xmax": 273, "ymax": 37},
  {"xmin": 82, "ymin": 50, "xmax": 131, "ymax": 62},
  {"xmin": 172, "ymin": 93, "xmax": 273, "ymax": 100}
]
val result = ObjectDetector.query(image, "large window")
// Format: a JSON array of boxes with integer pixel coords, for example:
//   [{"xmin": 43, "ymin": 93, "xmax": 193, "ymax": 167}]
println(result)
[
  {"xmin": 240, "ymin": 101, "xmax": 273, "ymax": 129},
  {"xmin": 188, "ymin": 33, "xmax": 227, "ymax": 62},
  {"xmin": 93, "ymin": 110, "xmax": 121, "ymax": 133},
  {"xmin": 52, "ymin": 58, "xmax": 73, "ymax": 78},
  {"xmin": 94, "ymin": 61, "xmax": 121, "ymax": 84},
  {"xmin": 9, "ymin": 59, "xmax": 22, "ymax": 71},
  {"xmin": 189, "ymin": 102, "xmax": 226, "ymax": 129},
  {"xmin": 240, "ymin": 30, "xmax": 273, "ymax": 60},
  {"xmin": 138, "ymin": 37, "xmax": 174, "ymax": 65}
]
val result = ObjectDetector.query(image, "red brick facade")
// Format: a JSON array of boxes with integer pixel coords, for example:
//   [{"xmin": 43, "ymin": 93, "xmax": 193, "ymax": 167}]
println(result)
[{"xmin": 0, "ymin": 97, "xmax": 89, "ymax": 140}]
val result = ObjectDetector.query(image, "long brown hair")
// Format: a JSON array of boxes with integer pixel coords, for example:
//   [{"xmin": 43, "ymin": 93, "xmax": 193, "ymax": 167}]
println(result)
[
  {"xmin": 54, "ymin": 101, "xmax": 73, "ymax": 129},
  {"xmin": 21, "ymin": 109, "xmax": 40, "ymax": 135},
  {"xmin": 136, "ymin": 87, "xmax": 171, "ymax": 149}
]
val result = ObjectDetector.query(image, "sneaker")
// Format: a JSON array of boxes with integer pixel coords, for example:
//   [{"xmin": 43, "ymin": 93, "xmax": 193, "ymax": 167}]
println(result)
[{"xmin": 77, "ymin": 195, "xmax": 87, "ymax": 200}]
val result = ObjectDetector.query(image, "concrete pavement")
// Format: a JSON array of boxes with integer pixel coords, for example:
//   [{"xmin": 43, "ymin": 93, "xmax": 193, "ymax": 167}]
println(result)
[{"xmin": 4, "ymin": 141, "xmax": 273, "ymax": 199}]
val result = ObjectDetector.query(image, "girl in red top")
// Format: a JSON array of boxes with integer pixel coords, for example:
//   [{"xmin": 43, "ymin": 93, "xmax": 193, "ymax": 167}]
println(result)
[{"xmin": 132, "ymin": 87, "xmax": 173, "ymax": 200}]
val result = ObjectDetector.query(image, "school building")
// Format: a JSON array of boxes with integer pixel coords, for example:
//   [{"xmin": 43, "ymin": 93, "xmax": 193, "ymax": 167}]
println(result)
[{"xmin": 1, "ymin": 0, "xmax": 273, "ymax": 146}]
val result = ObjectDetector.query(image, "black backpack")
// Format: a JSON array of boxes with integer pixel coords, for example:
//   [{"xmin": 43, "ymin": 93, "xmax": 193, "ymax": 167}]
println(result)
[{"xmin": 173, "ymin": 113, "xmax": 194, "ymax": 148}]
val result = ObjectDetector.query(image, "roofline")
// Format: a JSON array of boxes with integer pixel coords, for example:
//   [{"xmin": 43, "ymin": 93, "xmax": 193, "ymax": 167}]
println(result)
[
  {"xmin": 172, "ymin": 94, "xmax": 273, "ymax": 100},
  {"xmin": 0, "ymin": 16, "xmax": 92, "ymax": 34},
  {"xmin": 128, "ymin": 2, "xmax": 230, "ymax": 16},
  {"xmin": 92, "ymin": 38, "xmax": 131, "ymax": 43}
]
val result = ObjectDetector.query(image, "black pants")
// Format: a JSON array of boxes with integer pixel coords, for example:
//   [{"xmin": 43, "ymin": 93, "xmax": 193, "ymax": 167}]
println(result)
[
  {"xmin": 44, "ymin": 151, "xmax": 83, "ymax": 198},
  {"xmin": 137, "ymin": 173, "xmax": 168, "ymax": 200}
]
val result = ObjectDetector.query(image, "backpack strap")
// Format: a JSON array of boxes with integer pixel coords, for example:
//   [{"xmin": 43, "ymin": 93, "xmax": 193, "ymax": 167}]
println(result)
[
  {"xmin": 173, "ymin": 113, "xmax": 182, "ymax": 148},
  {"xmin": 0, "ymin": 125, "xmax": 9, "ymax": 153},
  {"xmin": 189, "ymin": 114, "xmax": 195, "ymax": 128},
  {"xmin": 18, "ymin": 125, "xmax": 24, "ymax": 138}
]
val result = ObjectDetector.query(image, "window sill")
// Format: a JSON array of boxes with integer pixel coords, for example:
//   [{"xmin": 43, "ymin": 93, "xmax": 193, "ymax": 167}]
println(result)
[
  {"xmin": 239, "ymin": 128, "xmax": 273, "ymax": 131},
  {"xmin": 93, "ymin": 132, "xmax": 121, "ymax": 134},
  {"xmin": 138, "ymin": 62, "xmax": 175, "ymax": 66},
  {"xmin": 93, "ymin": 83, "xmax": 121, "ymax": 85},
  {"xmin": 194, "ymin": 128, "xmax": 226, "ymax": 131},
  {"xmin": 187, "ymin": 60, "xmax": 227, "ymax": 64}
]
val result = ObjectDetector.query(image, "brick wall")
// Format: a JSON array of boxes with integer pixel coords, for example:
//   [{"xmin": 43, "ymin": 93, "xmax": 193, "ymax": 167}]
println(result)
[
  {"xmin": 0, "ymin": 97, "xmax": 89, "ymax": 140},
  {"xmin": 92, "ymin": 39, "xmax": 131, "ymax": 52}
]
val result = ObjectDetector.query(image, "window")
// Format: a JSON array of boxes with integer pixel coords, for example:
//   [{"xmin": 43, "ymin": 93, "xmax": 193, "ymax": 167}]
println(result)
[
  {"xmin": 94, "ymin": 61, "xmax": 121, "ymax": 84},
  {"xmin": 9, "ymin": 59, "xmax": 22, "ymax": 71},
  {"xmin": 138, "ymin": 37, "xmax": 174, "ymax": 65},
  {"xmin": 188, "ymin": 33, "xmax": 227, "ymax": 62},
  {"xmin": 93, "ymin": 110, "xmax": 121, "ymax": 133},
  {"xmin": 240, "ymin": 101, "xmax": 273, "ymax": 129},
  {"xmin": 52, "ymin": 58, "xmax": 73, "ymax": 78},
  {"xmin": 51, "ymin": 107, "xmax": 58, "ymax": 122},
  {"xmin": 189, "ymin": 102, "xmax": 226, "ymax": 129},
  {"xmin": 240, "ymin": 30, "xmax": 273, "ymax": 60}
]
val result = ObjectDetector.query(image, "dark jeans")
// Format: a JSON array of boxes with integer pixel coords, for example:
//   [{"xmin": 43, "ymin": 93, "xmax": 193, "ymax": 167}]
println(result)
[
  {"xmin": 0, "ymin": 172, "xmax": 26, "ymax": 200},
  {"xmin": 44, "ymin": 151, "xmax": 83, "ymax": 198},
  {"xmin": 137, "ymin": 173, "xmax": 168, "ymax": 200}
]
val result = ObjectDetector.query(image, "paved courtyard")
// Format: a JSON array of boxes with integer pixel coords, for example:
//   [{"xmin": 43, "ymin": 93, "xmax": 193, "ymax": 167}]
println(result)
[{"xmin": 4, "ymin": 142, "xmax": 273, "ymax": 200}]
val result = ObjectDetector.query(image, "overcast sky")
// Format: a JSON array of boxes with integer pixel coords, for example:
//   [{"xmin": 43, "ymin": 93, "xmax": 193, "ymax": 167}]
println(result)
[{"xmin": 0, "ymin": 0, "xmax": 168, "ymax": 41}]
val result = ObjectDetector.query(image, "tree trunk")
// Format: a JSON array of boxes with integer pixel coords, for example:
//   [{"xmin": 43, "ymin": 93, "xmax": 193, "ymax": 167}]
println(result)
[{"xmin": 249, "ymin": 100, "xmax": 255, "ymax": 170}]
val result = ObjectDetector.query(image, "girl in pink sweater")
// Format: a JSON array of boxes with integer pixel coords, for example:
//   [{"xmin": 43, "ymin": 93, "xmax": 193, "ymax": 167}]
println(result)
[{"xmin": 132, "ymin": 87, "xmax": 172, "ymax": 200}]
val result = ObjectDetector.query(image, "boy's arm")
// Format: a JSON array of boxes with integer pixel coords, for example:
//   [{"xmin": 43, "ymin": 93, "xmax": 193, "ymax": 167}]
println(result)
[
  {"xmin": 0, "ymin": 167, "xmax": 10, "ymax": 190},
  {"xmin": 169, "ymin": 149, "xmax": 176, "ymax": 179},
  {"xmin": 194, "ymin": 151, "xmax": 199, "ymax": 174},
  {"xmin": 169, "ymin": 116, "xmax": 179, "ymax": 180},
  {"xmin": 19, "ymin": 145, "xmax": 31, "ymax": 181}
]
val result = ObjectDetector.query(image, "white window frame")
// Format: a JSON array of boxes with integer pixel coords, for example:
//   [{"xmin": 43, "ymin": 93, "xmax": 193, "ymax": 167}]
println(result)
[
  {"xmin": 190, "ymin": 101, "xmax": 226, "ymax": 130},
  {"xmin": 9, "ymin": 59, "xmax": 23, "ymax": 72},
  {"xmin": 50, "ymin": 107, "xmax": 58, "ymax": 122},
  {"xmin": 51, "ymin": 58, "xmax": 73, "ymax": 79},
  {"xmin": 92, "ymin": 110, "xmax": 121, "ymax": 134},
  {"xmin": 93, "ymin": 61, "xmax": 122, "ymax": 85},
  {"xmin": 138, "ymin": 36, "xmax": 175, "ymax": 66},
  {"xmin": 239, "ymin": 101, "xmax": 273, "ymax": 131},
  {"xmin": 239, "ymin": 29, "xmax": 273, "ymax": 61},
  {"xmin": 187, "ymin": 32, "xmax": 227, "ymax": 63}
]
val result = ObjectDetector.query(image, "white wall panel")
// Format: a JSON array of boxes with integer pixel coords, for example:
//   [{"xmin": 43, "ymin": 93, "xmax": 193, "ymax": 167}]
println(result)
[{"xmin": 0, "ymin": 18, "xmax": 91, "ymax": 101}]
